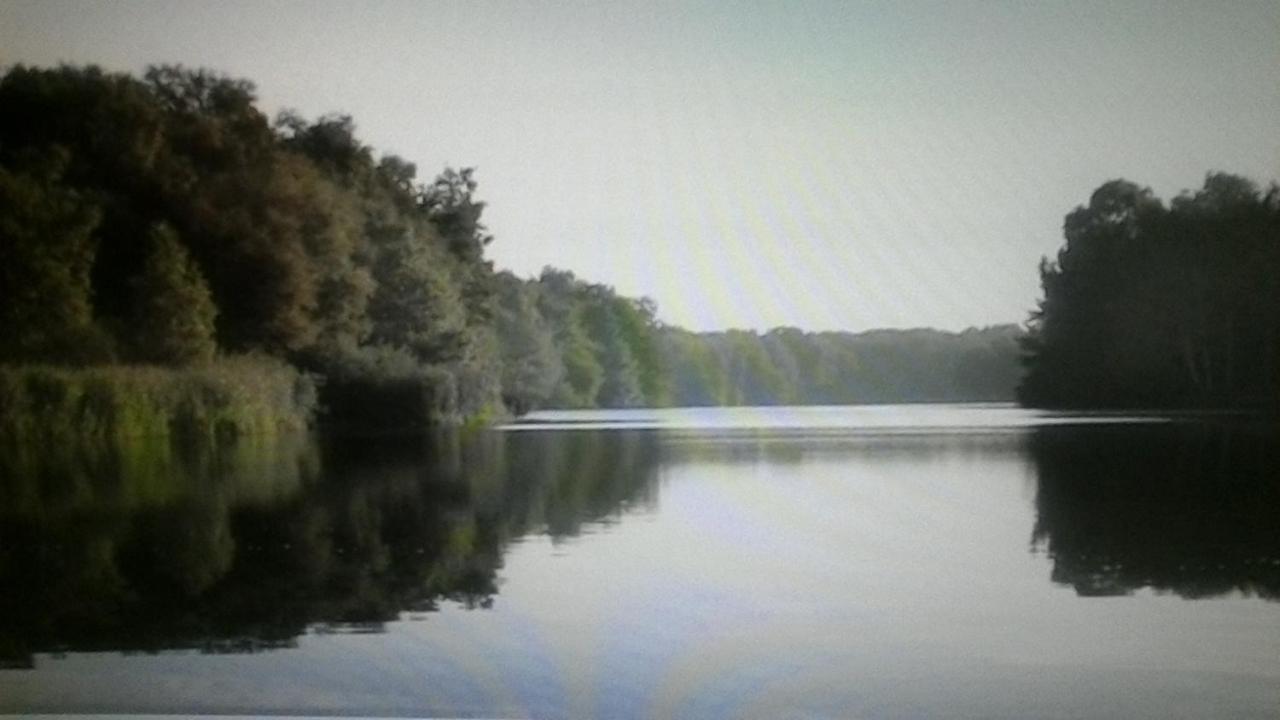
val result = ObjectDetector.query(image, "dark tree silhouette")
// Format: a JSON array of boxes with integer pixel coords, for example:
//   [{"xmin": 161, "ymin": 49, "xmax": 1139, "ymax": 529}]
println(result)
[{"xmin": 1019, "ymin": 175, "xmax": 1280, "ymax": 410}]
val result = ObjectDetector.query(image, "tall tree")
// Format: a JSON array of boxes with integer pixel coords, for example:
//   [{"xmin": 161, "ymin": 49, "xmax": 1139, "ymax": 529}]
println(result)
[
  {"xmin": 0, "ymin": 155, "xmax": 106, "ymax": 363},
  {"xmin": 493, "ymin": 273, "xmax": 561, "ymax": 414},
  {"xmin": 130, "ymin": 223, "xmax": 218, "ymax": 365}
]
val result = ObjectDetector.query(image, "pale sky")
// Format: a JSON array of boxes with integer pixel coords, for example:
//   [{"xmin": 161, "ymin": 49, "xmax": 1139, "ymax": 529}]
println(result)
[{"xmin": 2, "ymin": 0, "xmax": 1277, "ymax": 331}]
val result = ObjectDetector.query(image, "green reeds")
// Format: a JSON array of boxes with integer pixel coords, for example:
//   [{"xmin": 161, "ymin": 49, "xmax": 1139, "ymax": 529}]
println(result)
[{"xmin": 0, "ymin": 356, "xmax": 317, "ymax": 445}]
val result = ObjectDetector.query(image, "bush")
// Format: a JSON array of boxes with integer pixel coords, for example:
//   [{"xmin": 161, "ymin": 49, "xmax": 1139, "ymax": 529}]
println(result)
[{"xmin": 319, "ymin": 365, "xmax": 459, "ymax": 430}]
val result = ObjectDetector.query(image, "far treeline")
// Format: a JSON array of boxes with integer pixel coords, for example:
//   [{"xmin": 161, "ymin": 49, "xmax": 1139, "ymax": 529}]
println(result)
[
  {"xmin": 497, "ymin": 270, "xmax": 1024, "ymax": 412},
  {"xmin": 0, "ymin": 64, "xmax": 1273, "ymax": 434}
]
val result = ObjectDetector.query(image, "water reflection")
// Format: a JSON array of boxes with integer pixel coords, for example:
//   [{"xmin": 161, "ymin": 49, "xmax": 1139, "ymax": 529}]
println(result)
[
  {"xmin": 0, "ymin": 429, "xmax": 660, "ymax": 668},
  {"xmin": 1030, "ymin": 422, "xmax": 1280, "ymax": 600},
  {"xmin": 3, "ymin": 417, "xmax": 1277, "ymax": 675}
]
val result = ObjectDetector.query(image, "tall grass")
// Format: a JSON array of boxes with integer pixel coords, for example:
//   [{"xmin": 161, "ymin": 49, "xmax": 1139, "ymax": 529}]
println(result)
[{"xmin": 0, "ymin": 356, "xmax": 316, "ymax": 445}]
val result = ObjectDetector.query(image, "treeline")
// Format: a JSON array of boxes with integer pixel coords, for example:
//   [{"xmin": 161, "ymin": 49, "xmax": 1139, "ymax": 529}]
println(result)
[
  {"xmin": 661, "ymin": 324, "xmax": 1023, "ymax": 406},
  {"xmin": 492, "ymin": 268, "xmax": 666, "ymax": 413},
  {"xmin": 0, "ymin": 63, "xmax": 1027, "ymax": 427},
  {"xmin": 1020, "ymin": 175, "xmax": 1280, "ymax": 410},
  {"xmin": 495, "ymin": 268, "xmax": 1024, "ymax": 410}
]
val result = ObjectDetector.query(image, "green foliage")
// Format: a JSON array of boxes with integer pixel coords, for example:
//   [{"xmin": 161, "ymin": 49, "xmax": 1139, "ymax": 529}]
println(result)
[
  {"xmin": 494, "ymin": 272, "xmax": 562, "ymax": 414},
  {"xmin": 580, "ymin": 291, "xmax": 646, "ymax": 408},
  {"xmin": 552, "ymin": 325, "xmax": 605, "ymax": 408},
  {"xmin": 0, "ymin": 63, "xmax": 508, "ymax": 426},
  {"xmin": 660, "ymin": 325, "xmax": 1025, "ymax": 407},
  {"xmin": 422, "ymin": 167, "xmax": 493, "ymax": 264},
  {"xmin": 0, "ymin": 62, "xmax": 1033, "ymax": 426},
  {"xmin": 0, "ymin": 155, "xmax": 106, "ymax": 364},
  {"xmin": 1019, "ymin": 174, "xmax": 1280, "ymax": 409},
  {"xmin": 131, "ymin": 223, "xmax": 218, "ymax": 365},
  {"xmin": 367, "ymin": 230, "xmax": 468, "ymax": 363},
  {"xmin": 0, "ymin": 357, "xmax": 315, "ymax": 444},
  {"xmin": 661, "ymin": 329, "xmax": 730, "ymax": 405},
  {"xmin": 529, "ymin": 268, "xmax": 663, "ymax": 410},
  {"xmin": 484, "ymin": 269, "xmax": 1023, "ymax": 413},
  {"xmin": 536, "ymin": 269, "xmax": 604, "ymax": 407}
]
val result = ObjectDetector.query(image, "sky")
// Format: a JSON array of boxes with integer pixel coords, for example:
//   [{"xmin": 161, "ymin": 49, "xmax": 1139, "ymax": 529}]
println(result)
[{"xmin": 2, "ymin": 0, "xmax": 1277, "ymax": 332}]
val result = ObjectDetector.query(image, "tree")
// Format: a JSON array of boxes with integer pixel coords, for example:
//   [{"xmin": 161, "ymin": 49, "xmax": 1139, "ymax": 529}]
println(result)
[
  {"xmin": 535, "ymin": 268, "xmax": 603, "ymax": 407},
  {"xmin": 0, "ymin": 156, "xmax": 107, "ymax": 364},
  {"xmin": 1019, "ymin": 174, "xmax": 1279, "ymax": 410},
  {"xmin": 421, "ymin": 167, "xmax": 492, "ymax": 263},
  {"xmin": 130, "ymin": 223, "xmax": 218, "ymax": 365},
  {"xmin": 593, "ymin": 314, "xmax": 644, "ymax": 408},
  {"xmin": 493, "ymin": 273, "xmax": 561, "ymax": 414},
  {"xmin": 365, "ymin": 226, "xmax": 467, "ymax": 364}
]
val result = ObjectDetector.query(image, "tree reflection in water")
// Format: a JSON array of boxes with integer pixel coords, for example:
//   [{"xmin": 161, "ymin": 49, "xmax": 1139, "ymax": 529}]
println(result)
[
  {"xmin": 0, "ymin": 429, "xmax": 660, "ymax": 667},
  {"xmin": 1030, "ymin": 421, "xmax": 1280, "ymax": 600},
  {"xmin": 4, "ymin": 418, "xmax": 1277, "ymax": 672}
]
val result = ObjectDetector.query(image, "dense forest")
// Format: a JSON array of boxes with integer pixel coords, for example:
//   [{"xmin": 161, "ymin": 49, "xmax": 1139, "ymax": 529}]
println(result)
[
  {"xmin": 0, "ymin": 64, "xmax": 1025, "ymax": 429},
  {"xmin": 1020, "ymin": 176, "xmax": 1280, "ymax": 410},
  {"xmin": 0, "ymin": 64, "xmax": 508, "ymax": 425},
  {"xmin": 661, "ymin": 324, "xmax": 1021, "ymax": 407}
]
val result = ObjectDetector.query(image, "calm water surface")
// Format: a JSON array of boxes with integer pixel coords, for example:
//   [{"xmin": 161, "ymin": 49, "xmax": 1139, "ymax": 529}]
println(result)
[{"xmin": 1, "ymin": 405, "xmax": 1278, "ymax": 719}]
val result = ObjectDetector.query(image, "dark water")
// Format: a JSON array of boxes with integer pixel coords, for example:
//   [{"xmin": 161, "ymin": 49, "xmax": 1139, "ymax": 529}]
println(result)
[{"xmin": 1, "ymin": 406, "xmax": 1278, "ymax": 719}]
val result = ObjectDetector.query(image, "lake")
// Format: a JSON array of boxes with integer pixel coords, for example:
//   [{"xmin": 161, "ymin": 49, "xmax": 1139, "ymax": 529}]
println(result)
[{"xmin": 1, "ymin": 405, "xmax": 1278, "ymax": 719}]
